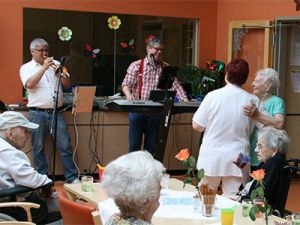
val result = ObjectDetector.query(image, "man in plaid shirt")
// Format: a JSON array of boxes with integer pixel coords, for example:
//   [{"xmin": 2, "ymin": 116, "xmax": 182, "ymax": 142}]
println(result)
[{"xmin": 122, "ymin": 36, "xmax": 188, "ymax": 155}]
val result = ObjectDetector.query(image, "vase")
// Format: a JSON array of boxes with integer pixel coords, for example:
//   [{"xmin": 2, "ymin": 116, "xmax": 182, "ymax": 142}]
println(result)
[{"xmin": 193, "ymin": 193, "xmax": 201, "ymax": 212}]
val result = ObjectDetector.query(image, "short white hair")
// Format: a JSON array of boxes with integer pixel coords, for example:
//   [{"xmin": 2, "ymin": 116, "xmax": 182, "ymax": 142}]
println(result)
[
  {"xmin": 257, "ymin": 127, "xmax": 290, "ymax": 155},
  {"xmin": 30, "ymin": 38, "xmax": 49, "ymax": 50},
  {"xmin": 256, "ymin": 68, "xmax": 280, "ymax": 95},
  {"xmin": 102, "ymin": 151, "xmax": 165, "ymax": 215}
]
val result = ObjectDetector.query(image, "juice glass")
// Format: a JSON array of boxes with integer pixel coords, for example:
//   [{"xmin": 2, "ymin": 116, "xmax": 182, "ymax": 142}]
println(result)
[{"xmin": 221, "ymin": 208, "xmax": 234, "ymax": 225}]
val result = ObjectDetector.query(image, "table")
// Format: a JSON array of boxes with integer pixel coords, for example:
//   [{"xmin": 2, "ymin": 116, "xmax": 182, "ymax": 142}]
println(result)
[
  {"xmin": 64, "ymin": 183, "xmax": 107, "ymax": 209},
  {"xmin": 64, "ymin": 179, "xmax": 288, "ymax": 225}
]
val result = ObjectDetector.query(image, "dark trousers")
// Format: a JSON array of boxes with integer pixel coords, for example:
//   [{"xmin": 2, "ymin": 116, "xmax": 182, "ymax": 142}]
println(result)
[{"xmin": 128, "ymin": 112, "xmax": 161, "ymax": 155}]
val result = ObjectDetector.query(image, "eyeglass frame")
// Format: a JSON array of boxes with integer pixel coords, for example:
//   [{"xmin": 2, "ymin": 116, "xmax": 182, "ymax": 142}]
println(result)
[{"xmin": 34, "ymin": 48, "xmax": 49, "ymax": 53}]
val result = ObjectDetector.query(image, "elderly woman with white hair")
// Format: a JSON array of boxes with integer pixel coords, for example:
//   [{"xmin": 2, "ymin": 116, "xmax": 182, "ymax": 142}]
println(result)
[
  {"xmin": 243, "ymin": 68, "xmax": 285, "ymax": 169},
  {"xmin": 238, "ymin": 126, "xmax": 290, "ymax": 211},
  {"xmin": 101, "ymin": 151, "xmax": 165, "ymax": 225}
]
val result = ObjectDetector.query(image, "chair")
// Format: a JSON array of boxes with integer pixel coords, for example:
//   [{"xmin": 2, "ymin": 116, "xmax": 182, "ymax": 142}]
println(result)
[
  {"xmin": 287, "ymin": 158, "xmax": 300, "ymax": 178},
  {"xmin": 0, "ymin": 201, "xmax": 40, "ymax": 225},
  {"xmin": 274, "ymin": 164, "xmax": 300, "ymax": 217},
  {"xmin": 0, "ymin": 183, "xmax": 53, "ymax": 224},
  {"xmin": 58, "ymin": 190, "xmax": 98, "ymax": 225}
]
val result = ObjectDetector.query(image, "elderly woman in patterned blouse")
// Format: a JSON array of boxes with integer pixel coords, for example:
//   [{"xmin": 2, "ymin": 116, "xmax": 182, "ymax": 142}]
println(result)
[{"xmin": 102, "ymin": 151, "xmax": 165, "ymax": 225}]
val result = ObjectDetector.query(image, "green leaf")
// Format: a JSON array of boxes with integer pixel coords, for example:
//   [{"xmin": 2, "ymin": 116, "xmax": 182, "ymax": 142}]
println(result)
[
  {"xmin": 184, "ymin": 177, "xmax": 193, "ymax": 185},
  {"xmin": 187, "ymin": 167, "xmax": 193, "ymax": 175},
  {"xmin": 196, "ymin": 169, "xmax": 205, "ymax": 180},
  {"xmin": 182, "ymin": 160, "xmax": 189, "ymax": 167},
  {"xmin": 249, "ymin": 207, "xmax": 256, "ymax": 221},
  {"xmin": 259, "ymin": 206, "xmax": 266, "ymax": 213},
  {"xmin": 250, "ymin": 189, "xmax": 257, "ymax": 199},
  {"xmin": 187, "ymin": 156, "xmax": 196, "ymax": 167},
  {"xmin": 256, "ymin": 186, "xmax": 264, "ymax": 196},
  {"xmin": 266, "ymin": 205, "xmax": 273, "ymax": 216}
]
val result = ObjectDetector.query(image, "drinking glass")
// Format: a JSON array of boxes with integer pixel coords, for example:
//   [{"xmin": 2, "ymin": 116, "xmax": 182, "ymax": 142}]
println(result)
[
  {"xmin": 241, "ymin": 199, "xmax": 252, "ymax": 217},
  {"xmin": 292, "ymin": 212, "xmax": 300, "ymax": 225},
  {"xmin": 81, "ymin": 176, "xmax": 93, "ymax": 192},
  {"xmin": 221, "ymin": 208, "xmax": 235, "ymax": 225},
  {"xmin": 201, "ymin": 195, "xmax": 216, "ymax": 217},
  {"xmin": 253, "ymin": 197, "xmax": 265, "ymax": 219}
]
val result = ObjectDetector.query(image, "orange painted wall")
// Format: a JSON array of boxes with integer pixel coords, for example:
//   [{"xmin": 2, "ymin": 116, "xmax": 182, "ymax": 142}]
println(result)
[
  {"xmin": 1, "ymin": 0, "xmax": 299, "ymax": 104},
  {"xmin": 0, "ymin": 0, "xmax": 217, "ymax": 104},
  {"xmin": 216, "ymin": 0, "xmax": 299, "ymax": 63}
]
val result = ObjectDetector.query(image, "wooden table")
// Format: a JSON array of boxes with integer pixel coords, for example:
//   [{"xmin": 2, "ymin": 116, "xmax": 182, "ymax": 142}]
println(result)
[
  {"xmin": 64, "ymin": 179, "xmax": 287, "ymax": 225},
  {"xmin": 64, "ymin": 182, "xmax": 107, "ymax": 209}
]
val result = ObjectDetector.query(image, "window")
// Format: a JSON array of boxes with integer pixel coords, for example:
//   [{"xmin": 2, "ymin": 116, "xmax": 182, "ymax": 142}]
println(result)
[{"xmin": 24, "ymin": 8, "xmax": 198, "ymax": 96}]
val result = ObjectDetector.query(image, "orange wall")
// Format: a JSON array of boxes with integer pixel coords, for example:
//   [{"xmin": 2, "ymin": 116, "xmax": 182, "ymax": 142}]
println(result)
[
  {"xmin": 216, "ymin": 0, "xmax": 299, "ymax": 63},
  {"xmin": 1, "ymin": 0, "xmax": 298, "ymax": 104},
  {"xmin": 0, "ymin": 0, "xmax": 217, "ymax": 104}
]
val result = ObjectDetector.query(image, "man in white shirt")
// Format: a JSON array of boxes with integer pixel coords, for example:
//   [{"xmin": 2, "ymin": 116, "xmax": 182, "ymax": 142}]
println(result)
[
  {"xmin": 0, "ymin": 111, "xmax": 58, "ymax": 224},
  {"xmin": 19, "ymin": 38, "xmax": 79, "ymax": 183}
]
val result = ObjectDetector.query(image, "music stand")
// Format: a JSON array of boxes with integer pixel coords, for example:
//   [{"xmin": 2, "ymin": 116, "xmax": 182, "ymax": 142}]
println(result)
[
  {"xmin": 150, "ymin": 65, "xmax": 178, "ymax": 102},
  {"xmin": 157, "ymin": 65, "xmax": 178, "ymax": 90}
]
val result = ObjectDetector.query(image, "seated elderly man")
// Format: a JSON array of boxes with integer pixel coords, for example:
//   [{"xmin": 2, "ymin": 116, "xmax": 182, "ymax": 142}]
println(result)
[
  {"xmin": 237, "ymin": 126, "xmax": 290, "ymax": 211},
  {"xmin": 0, "ymin": 111, "xmax": 59, "ymax": 224},
  {"xmin": 102, "ymin": 151, "xmax": 165, "ymax": 225}
]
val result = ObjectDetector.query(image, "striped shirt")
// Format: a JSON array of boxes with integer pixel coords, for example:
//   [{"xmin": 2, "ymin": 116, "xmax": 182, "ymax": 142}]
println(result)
[{"xmin": 122, "ymin": 57, "xmax": 187, "ymax": 101}]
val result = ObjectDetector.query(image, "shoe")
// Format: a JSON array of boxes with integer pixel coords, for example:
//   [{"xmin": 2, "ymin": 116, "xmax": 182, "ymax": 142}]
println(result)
[{"xmin": 51, "ymin": 191, "xmax": 59, "ymax": 199}]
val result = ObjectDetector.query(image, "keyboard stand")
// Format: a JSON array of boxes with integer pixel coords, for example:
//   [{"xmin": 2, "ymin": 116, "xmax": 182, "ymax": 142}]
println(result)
[{"xmin": 153, "ymin": 98, "xmax": 174, "ymax": 162}]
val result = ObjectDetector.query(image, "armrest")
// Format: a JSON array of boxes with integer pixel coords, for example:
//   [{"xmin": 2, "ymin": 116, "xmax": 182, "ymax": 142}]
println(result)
[
  {"xmin": 92, "ymin": 210, "xmax": 102, "ymax": 225},
  {"xmin": 0, "ymin": 182, "xmax": 53, "ymax": 198},
  {"xmin": 0, "ymin": 202, "xmax": 39, "ymax": 222},
  {"xmin": 0, "ymin": 222, "xmax": 35, "ymax": 225}
]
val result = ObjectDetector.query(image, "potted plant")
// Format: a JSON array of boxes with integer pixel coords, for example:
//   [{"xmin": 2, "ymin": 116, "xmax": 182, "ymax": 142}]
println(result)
[{"xmin": 177, "ymin": 60, "xmax": 225, "ymax": 100}]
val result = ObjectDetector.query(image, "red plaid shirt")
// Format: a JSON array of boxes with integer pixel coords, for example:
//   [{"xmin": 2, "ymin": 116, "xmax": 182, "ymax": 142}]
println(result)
[{"xmin": 122, "ymin": 57, "xmax": 187, "ymax": 101}]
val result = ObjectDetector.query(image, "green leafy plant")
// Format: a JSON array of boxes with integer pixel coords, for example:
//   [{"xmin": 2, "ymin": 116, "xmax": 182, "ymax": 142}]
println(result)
[
  {"xmin": 177, "ymin": 60, "xmax": 225, "ymax": 98},
  {"xmin": 175, "ymin": 148, "xmax": 205, "ymax": 192}
]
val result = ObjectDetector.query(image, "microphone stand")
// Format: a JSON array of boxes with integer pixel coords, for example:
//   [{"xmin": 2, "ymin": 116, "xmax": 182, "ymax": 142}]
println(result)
[{"xmin": 50, "ymin": 65, "xmax": 63, "ymax": 182}]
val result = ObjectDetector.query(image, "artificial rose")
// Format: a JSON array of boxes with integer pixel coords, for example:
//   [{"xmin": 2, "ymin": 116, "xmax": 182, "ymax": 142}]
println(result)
[
  {"xmin": 250, "ymin": 169, "xmax": 265, "ymax": 181},
  {"xmin": 175, "ymin": 148, "xmax": 190, "ymax": 161}
]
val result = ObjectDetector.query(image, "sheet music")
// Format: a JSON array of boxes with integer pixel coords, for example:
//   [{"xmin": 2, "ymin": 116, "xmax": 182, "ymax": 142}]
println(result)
[
  {"xmin": 290, "ymin": 71, "xmax": 300, "ymax": 93},
  {"xmin": 290, "ymin": 25, "xmax": 300, "ymax": 66}
]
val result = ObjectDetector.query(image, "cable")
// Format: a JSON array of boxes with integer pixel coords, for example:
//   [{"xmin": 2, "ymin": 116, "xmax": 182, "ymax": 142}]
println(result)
[
  {"xmin": 87, "ymin": 110, "xmax": 102, "ymax": 174},
  {"xmin": 72, "ymin": 113, "xmax": 81, "ymax": 179}
]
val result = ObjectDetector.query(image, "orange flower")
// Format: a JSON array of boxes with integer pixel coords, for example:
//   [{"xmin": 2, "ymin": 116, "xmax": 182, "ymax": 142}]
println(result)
[
  {"xmin": 175, "ymin": 148, "xmax": 190, "ymax": 161},
  {"xmin": 250, "ymin": 169, "xmax": 265, "ymax": 181}
]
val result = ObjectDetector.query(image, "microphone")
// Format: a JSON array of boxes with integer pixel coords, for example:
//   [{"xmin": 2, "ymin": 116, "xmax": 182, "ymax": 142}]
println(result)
[
  {"xmin": 59, "ymin": 56, "xmax": 66, "ymax": 67},
  {"xmin": 150, "ymin": 53, "xmax": 156, "ymax": 69}
]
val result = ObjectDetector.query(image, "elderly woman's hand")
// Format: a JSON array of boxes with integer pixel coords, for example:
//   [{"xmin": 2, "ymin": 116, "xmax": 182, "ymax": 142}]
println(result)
[{"xmin": 243, "ymin": 103, "xmax": 258, "ymax": 117}]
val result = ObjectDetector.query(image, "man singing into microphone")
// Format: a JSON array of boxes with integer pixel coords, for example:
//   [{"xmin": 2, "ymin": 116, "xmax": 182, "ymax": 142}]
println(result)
[
  {"xmin": 19, "ymin": 38, "xmax": 79, "ymax": 183},
  {"xmin": 122, "ymin": 36, "xmax": 188, "ymax": 155}
]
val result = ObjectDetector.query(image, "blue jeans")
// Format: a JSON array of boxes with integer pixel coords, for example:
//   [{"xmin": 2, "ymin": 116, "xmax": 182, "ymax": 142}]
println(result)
[
  {"xmin": 28, "ymin": 110, "xmax": 78, "ymax": 182},
  {"xmin": 128, "ymin": 112, "xmax": 161, "ymax": 155}
]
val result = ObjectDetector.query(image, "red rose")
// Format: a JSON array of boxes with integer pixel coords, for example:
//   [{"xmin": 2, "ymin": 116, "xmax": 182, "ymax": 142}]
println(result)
[
  {"xmin": 175, "ymin": 148, "xmax": 190, "ymax": 161},
  {"xmin": 250, "ymin": 169, "xmax": 265, "ymax": 181}
]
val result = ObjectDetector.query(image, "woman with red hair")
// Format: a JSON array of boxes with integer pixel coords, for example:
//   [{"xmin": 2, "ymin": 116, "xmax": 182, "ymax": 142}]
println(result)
[{"xmin": 192, "ymin": 59, "xmax": 261, "ymax": 196}]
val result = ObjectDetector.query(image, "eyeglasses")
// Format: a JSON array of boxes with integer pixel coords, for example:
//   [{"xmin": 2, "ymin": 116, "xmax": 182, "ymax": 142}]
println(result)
[
  {"xmin": 34, "ymin": 48, "xmax": 49, "ymax": 53},
  {"xmin": 151, "ymin": 46, "xmax": 163, "ymax": 52}
]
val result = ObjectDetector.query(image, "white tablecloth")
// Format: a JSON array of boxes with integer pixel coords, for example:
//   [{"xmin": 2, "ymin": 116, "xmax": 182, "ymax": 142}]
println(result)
[{"xmin": 98, "ymin": 188, "xmax": 238, "ymax": 224}]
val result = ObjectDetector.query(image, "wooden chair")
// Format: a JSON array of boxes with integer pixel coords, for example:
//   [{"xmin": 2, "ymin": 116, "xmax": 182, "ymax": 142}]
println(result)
[
  {"xmin": 0, "ymin": 202, "xmax": 40, "ymax": 225},
  {"xmin": 0, "ymin": 183, "xmax": 53, "ymax": 225},
  {"xmin": 58, "ymin": 190, "xmax": 99, "ymax": 225}
]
